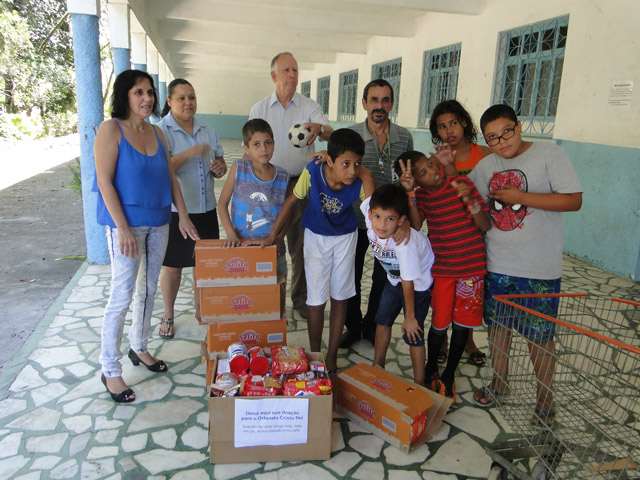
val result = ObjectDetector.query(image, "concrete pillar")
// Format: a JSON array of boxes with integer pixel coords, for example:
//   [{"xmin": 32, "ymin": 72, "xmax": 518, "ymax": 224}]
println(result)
[
  {"xmin": 108, "ymin": 2, "xmax": 130, "ymax": 75},
  {"xmin": 67, "ymin": 0, "xmax": 108, "ymax": 264},
  {"xmin": 131, "ymin": 31, "xmax": 146, "ymax": 72},
  {"xmin": 158, "ymin": 57, "xmax": 167, "ymax": 115},
  {"xmin": 147, "ymin": 48, "xmax": 159, "ymax": 123}
]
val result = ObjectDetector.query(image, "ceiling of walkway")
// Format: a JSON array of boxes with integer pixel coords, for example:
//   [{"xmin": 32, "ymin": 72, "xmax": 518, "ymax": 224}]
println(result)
[{"xmin": 127, "ymin": 0, "xmax": 486, "ymax": 78}]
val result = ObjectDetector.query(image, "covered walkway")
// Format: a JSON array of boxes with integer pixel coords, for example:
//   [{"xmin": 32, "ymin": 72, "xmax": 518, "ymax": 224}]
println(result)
[{"xmin": 1, "ymin": 140, "xmax": 638, "ymax": 479}]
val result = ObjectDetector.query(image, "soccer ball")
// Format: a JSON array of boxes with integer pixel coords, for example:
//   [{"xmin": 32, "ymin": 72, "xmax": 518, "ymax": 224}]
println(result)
[{"xmin": 288, "ymin": 124, "xmax": 311, "ymax": 148}]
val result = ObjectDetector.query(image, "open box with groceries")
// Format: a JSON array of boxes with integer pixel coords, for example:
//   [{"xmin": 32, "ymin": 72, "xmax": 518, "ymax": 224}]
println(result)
[{"xmin": 205, "ymin": 345, "xmax": 333, "ymax": 463}]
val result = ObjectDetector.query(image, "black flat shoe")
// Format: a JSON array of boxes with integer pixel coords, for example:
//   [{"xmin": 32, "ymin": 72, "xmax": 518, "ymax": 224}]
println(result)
[
  {"xmin": 128, "ymin": 348, "xmax": 168, "ymax": 372},
  {"xmin": 339, "ymin": 330, "xmax": 361, "ymax": 349},
  {"xmin": 101, "ymin": 374, "xmax": 135, "ymax": 403}
]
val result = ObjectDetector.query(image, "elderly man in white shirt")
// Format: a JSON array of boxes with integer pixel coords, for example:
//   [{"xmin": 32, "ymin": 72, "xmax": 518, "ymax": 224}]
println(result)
[{"xmin": 249, "ymin": 52, "xmax": 333, "ymax": 319}]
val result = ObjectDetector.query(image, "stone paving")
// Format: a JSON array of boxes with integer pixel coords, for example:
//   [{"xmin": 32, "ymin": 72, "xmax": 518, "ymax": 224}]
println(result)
[{"xmin": 1, "ymin": 140, "xmax": 639, "ymax": 479}]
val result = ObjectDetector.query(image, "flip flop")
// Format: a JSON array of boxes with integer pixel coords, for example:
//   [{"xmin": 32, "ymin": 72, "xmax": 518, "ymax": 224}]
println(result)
[
  {"xmin": 467, "ymin": 351, "xmax": 486, "ymax": 366},
  {"xmin": 473, "ymin": 386, "xmax": 508, "ymax": 408},
  {"xmin": 159, "ymin": 318, "xmax": 174, "ymax": 339}
]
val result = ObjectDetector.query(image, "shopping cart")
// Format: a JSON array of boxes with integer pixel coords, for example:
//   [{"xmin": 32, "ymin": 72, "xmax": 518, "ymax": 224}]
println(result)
[{"xmin": 481, "ymin": 294, "xmax": 640, "ymax": 480}]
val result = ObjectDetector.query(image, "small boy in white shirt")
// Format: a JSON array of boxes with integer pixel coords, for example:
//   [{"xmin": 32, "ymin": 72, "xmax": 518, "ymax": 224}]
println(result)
[{"xmin": 362, "ymin": 184, "xmax": 435, "ymax": 385}]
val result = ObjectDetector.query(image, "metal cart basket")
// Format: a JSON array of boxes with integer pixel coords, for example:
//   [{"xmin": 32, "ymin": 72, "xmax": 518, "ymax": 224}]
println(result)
[{"xmin": 483, "ymin": 294, "xmax": 639, "ymax": 480}]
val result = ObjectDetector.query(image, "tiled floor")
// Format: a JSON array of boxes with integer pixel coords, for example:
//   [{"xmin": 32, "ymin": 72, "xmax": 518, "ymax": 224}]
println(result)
[{"xmin": 1, "ymin": 140, "xmax": 639, "ymax": 479}]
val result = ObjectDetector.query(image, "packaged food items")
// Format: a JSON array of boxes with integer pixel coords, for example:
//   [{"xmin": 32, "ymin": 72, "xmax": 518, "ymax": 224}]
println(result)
[
  {"xmin": 410, "ymin": 411, "xmax": 427, "ymax": 442},
  {"xmin": 242, "ymin": 374, "xmax": 283, "ymax": 396},
  {"xmin": 227, "ymin": 342, "xmax": 249, "ymax": 375},
  {"xmin": 216, "ymin": 372, "xmax": 239, "ymax": 388},
  {"xmin": 249, "ymin": 346, "xmax": 270, "ymax": 375},
  {"xmin": 282, "ymin": 378, "xmax": 332, "ymax": 396},
  {"xmin": 309, "ymin": 361, "xmax": 325, "ymax": 372},
  {"xmin": 210, "ymin": 382, "xmax": 241, "ymax": 397},
  {"xmin": 271, "ymin": 346, "xmax": 308, "ymax": 375}
]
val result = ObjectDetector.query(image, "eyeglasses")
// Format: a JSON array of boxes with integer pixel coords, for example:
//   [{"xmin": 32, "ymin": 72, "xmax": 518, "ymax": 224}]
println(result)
[{"xmin": 485, "ymin": 124, "xmax": 517, "ymax": 146}]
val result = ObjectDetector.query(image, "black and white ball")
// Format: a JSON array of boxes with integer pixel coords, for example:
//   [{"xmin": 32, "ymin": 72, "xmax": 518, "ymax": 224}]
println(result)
[{"xmin": 288, "ymin": 124, "xmax": 311, "ymax": 148}]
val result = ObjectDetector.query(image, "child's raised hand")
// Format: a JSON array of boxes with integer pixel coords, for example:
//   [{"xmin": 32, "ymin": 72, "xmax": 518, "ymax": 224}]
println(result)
[
  {"xmin": 401, "ymin": 317, "xmax": 423, "ymax": 344},
  {"xmin": 433, "ymin": 144, "xmax": 456, "ymax": 166},
  {"xmin": 397, "ymin": 158, "xmax": 415, "ymax": 191},
  {"xmin": 451, "ymin": 180, "xmax": 472, "ymax": 205}
]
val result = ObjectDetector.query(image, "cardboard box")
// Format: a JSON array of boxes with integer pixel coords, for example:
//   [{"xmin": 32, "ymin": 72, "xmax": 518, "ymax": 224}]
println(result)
[
  {"xmin": 199, "ymin": 283, "xmax": 281, "ymax": 324},
  {"xmin": 207, "ymin": 352, "xmax": 332, "ymax": 463},
  {"xmin": 334, "ymin": 363, "xmax": 452, "ymax": 453},
  {"xmin": 195, "ymin": 240, "xmax": 277, "ymax": 287},
  {"xmin": 206, "ymin": 318, "xmax": 287, "ymax": 354}
]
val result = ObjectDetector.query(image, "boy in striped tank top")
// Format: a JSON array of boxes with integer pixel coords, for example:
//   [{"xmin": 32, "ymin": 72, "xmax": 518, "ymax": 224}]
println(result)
[
  {"xmin": 395, "ymin": 150, "xmax": 490, "ymax": 403},
  {"xmin": 218, "ymin": 119, "xmax": 290, "ymax": 315}
]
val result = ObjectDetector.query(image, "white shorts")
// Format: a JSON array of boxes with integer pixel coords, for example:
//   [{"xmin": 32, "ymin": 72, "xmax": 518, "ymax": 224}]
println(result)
[{"xmin": 303, "ymin": 229, "xmax": 358, "ymax": 306}]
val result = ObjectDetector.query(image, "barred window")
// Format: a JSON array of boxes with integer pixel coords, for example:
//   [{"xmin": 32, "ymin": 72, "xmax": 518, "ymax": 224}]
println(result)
[
  {"xmin": 317, "ymin": 76, "xmax": 330, "ymax": 115},
  {"xmin": 338, "ymin": 70, "xmax": 359, "ymax": 122},
  {"xmin": 300, "ymin": 81, "xmax": 311, "ymax": 98},
  {"xmin": 493, "ymin": 16, "xmax": 569, "ymax": 137},
  {"xmin": 418, "ymin": 43, "xmax": 461, "ymax": 128},
  {"xmin": 371, "ymin": 58, "xmax": 402, "ymax": 123}
]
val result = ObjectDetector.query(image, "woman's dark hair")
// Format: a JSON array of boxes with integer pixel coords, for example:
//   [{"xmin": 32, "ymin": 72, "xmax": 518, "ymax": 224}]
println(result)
[
  {"xmin": 161, "ymin": 78, "xmax": 193, "ymax": 117},
  {"xmin": 429, "ymin": 99, "xmax": 478, "ymax": 145},
  {"xmin": 110, "ymin": 69, "xmax": 159, "ymax": 119}
]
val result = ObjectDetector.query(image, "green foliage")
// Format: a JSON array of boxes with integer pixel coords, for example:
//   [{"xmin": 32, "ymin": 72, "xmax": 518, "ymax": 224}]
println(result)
[
  {"xmin": 0, "ymin": 1, "xmax": 77, "ymax": 139},
  {"xmin": 68, "ymin": 156, "xmax": 81, "ymax": 195}
]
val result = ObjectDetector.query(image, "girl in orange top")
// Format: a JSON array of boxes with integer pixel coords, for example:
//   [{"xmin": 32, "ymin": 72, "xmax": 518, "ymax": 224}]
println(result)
[
  {"xmin": 428, "ymin": 99, "xmax": 491, "ymax": 365},
  {"xmin": 430, "ymin": 100, "xmax": 492, "ymax": 174}
]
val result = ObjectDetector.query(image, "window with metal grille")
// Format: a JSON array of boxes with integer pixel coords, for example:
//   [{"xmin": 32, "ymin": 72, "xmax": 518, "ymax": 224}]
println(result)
[
  {"xmin": 301, "ymin": 81, "xmax": 311, "ymax": 98},
  {"xmin": 317, "ymin": 76, "xmax": 330, "ymax": 115},
  {"xmin": 418, "ymin": 43, "xmax": 461, "ymax": 128},
  {"xmin": 338, "ymin": 70, "xmax": 359, "ymax": 122},
  {"xmin": 493, "ymin": 16, "xmax": 569, "ymax": 137},
  {"xmin": 371, "ymin": 58, "xmax": 402, "ymax": 123}
]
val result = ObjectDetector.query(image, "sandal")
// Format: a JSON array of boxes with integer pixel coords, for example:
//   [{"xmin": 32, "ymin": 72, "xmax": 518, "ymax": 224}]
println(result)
[
  {"xmin": 532, "ymin": 408, "xmax": 555, "ymax": 427},
  {"xmin": 159, "ymin": 318, "xmax": 174, "ymax": 339},
  {"xmin": 473, "ymin": 386, "xmax": 508, "ymax": 408},
  {"xmin": 467, "ymin": 351, "xmax": 486, "ymax": 366},
  {"xmin": 101, "ymin": 374, "xmax": 135, "ymax": 403}
]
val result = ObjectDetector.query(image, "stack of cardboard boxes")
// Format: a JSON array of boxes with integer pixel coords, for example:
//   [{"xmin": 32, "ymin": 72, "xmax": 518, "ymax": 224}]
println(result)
[
  {"xmin": 194, "ymin": 240, "xmax": 451, "ymax": 463},
  {"xmin": 195, "ymin": 240, "xmax": 332, "ymax": 463}
]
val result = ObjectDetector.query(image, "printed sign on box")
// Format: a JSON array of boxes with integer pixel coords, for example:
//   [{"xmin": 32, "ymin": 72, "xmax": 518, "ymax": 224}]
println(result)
[
  {"xmin": 195, "ymin": 240, "xmax": 277, "ymax": 287},
  {"xmin": 199, "ymin": 283, "xmax": 280, "ymax": 324},
  {"xmin": 234, "ymin": 398, "xmax": 309, "ymax": 447}
]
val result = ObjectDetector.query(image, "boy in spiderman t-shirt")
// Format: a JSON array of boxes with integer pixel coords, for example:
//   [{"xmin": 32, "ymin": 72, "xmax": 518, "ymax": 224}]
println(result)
[
  {"xmin": 465, "ymin": 104, "xmax": 582, "ymax": 426},
  {"xmin": 396, "ymin": 150, "xmax": 490, "ymax": 404}
]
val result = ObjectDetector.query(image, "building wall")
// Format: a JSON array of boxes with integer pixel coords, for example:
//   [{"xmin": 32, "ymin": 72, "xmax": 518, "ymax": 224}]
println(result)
[{"xmin": 194, "ymin": 0, "xmax": 640, "ymax": 279}]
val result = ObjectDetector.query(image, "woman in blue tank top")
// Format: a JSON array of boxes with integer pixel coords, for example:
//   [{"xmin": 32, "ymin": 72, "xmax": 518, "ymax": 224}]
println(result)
[{"xmin": 94, "ymin": 70, "xmax": 199, "ymax": 403}]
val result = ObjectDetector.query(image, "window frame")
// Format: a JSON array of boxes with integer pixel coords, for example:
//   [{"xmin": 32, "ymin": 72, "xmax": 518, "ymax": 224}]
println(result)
[
  {"xmin": 300, "ymin": 81, "xmax": 311, "ymax": 98},
  {"xmin": 337, "ymin": 69, "xmax": 359, "ymax": 122},
  {"xmin": 492, "ymin": 15, "xmax": 569, "ymax": 137},
  {"xmin": 418, "ymin": 43, "xmax": 462, "ymax": 128},
  {"xmin": 317, "ymin": 76, "xmax": 330, "ymax": 115},
  {"xmin": 371, "ymin": 58, "xmax": 402, "ymax": 123}
]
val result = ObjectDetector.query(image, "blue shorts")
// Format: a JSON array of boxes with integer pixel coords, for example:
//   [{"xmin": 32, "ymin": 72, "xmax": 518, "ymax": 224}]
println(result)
[
  {"xmin": 484, "ymin": 272, "xmax": 561, "ymax": 343},
  {"xmin": 375, "ymin": 281, "xmax": 432, "ymax": 347}
]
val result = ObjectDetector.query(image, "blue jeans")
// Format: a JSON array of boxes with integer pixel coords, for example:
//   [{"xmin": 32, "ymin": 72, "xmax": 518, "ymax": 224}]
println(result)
[
  {"xmin": 375, "ymin": 281, "xmax": 432, "ymax": 347},
  {"xmin": 100, "ymin": 225, "xmax": 169, "ymax": 377}
]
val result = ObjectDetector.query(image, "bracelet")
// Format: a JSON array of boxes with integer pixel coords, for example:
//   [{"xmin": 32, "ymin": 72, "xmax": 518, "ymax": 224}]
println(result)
[{"xmin": 467, "ymin": 201, "xmax": 481, "ymax": 215}]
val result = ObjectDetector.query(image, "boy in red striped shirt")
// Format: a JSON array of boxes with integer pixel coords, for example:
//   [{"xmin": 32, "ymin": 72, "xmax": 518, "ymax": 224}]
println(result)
[{"xmin": 395, "ymin": 150, "xmax": 490, "ymax": 403}]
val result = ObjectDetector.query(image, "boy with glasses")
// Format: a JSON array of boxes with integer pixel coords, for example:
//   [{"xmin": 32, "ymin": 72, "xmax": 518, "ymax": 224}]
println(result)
[{"xmin": 464, "ymin": 104, "xmax": 582, "ymax": 426}]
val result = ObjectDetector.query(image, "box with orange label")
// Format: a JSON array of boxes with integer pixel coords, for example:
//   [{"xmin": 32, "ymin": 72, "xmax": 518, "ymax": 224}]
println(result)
[
  {"xmin": 195, "ymin": 240, "xmax": 277, "ymax": 287},
  {"xmin": 335, "ymin": 363, "xmax": 452, "ymax": 453},
  {"xmin": 206, "ymin": 318, "xmax": 287, "ymax": 354},
  {"xmin": 199, "ymin": 283, "xmax": 280, "ymax": 324}
]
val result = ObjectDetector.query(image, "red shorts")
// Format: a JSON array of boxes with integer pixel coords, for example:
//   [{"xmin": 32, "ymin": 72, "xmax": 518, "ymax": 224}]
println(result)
[{"xmin": 430, "ymin": 276, "xmax": 484, "ymax": 330}]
